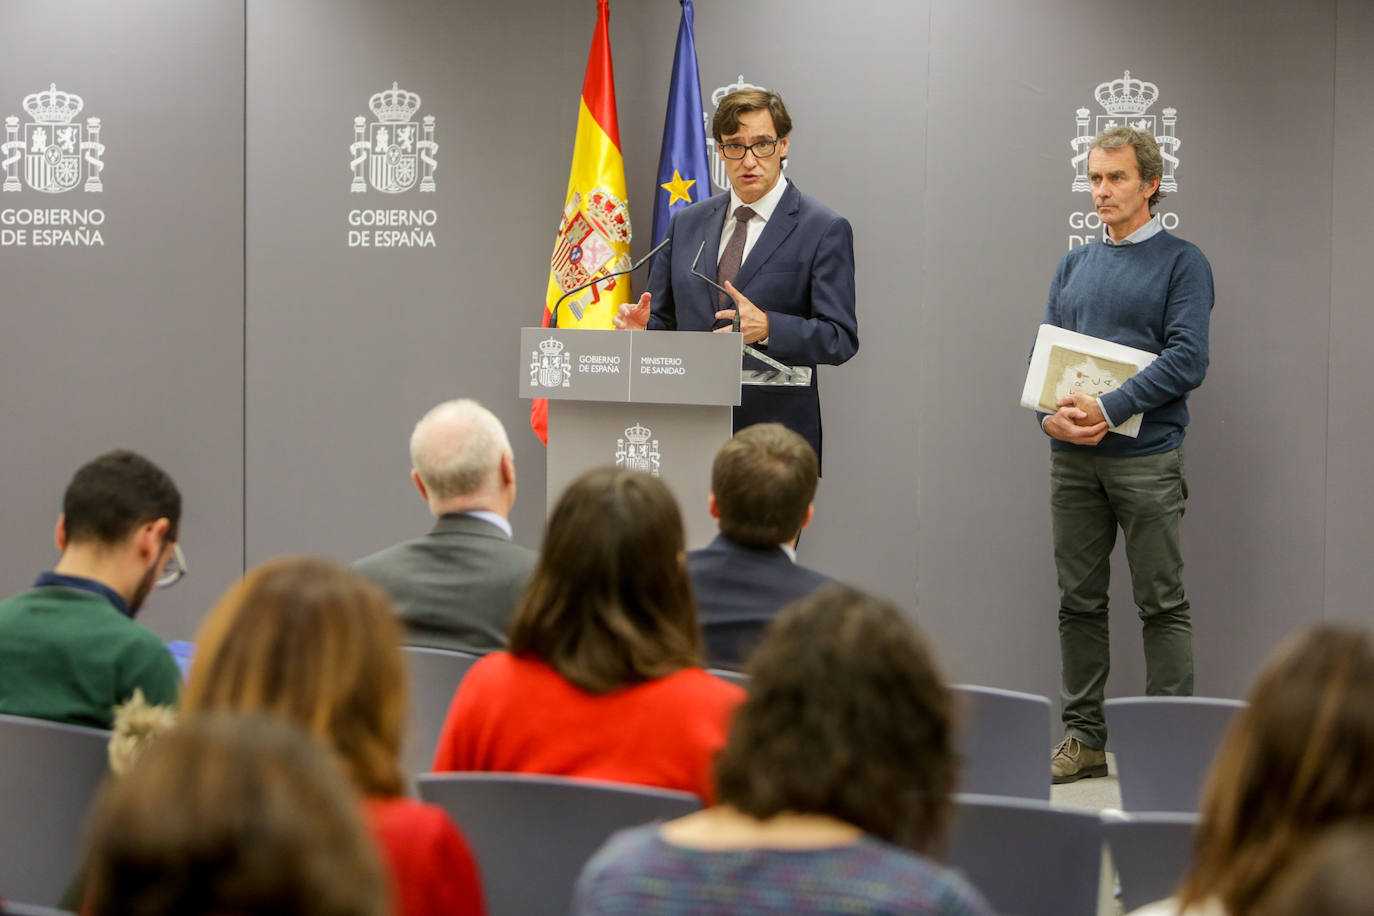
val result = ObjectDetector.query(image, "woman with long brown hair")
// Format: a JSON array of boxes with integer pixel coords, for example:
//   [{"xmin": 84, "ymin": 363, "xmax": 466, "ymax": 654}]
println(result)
[
  {"xmin": 1131, "ymin": 623, "xmax": 1374, "ymax": 915},
  {"xmin": 431, "ymin": 467, "xmax": 744, "ymax": 801},
  {"xmin": 84, "ymin": 714, "xmax": 390, "ymax": 916},
  {"xmin": 183, "ymin": 556, "xmax": 485, "ymax": 916}
]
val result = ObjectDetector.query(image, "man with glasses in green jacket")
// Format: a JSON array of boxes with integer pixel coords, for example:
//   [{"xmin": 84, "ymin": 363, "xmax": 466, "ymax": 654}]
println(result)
[{"xmin": 0, "ymin": 450, "xmax": 185, "ymax": 728}]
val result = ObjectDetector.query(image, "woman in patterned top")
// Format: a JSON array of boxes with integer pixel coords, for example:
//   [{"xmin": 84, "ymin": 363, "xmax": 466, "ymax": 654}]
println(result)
[{"xmin": 574, "ymin": 584, "xmax": 993, "ymax": 916}]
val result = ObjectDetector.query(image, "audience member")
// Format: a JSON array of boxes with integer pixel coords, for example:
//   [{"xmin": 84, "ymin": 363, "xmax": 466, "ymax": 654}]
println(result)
[
  {"xmin": 1251, "ymin": 822, "xmax": 1374, "ymax": 916},
  {"xmin": 107, "ymin": 687, "xmax": 178, "ymax": 776},
  {"xmin": 573, "ymin": 585, "xmax": 993, "ymax": 915},
  {"xmin": 83, "ymin": 714, "xmax": 389, "ymax": 916},
  {"xmin": 0, "ymin": 450, "xmax": 183, "ymax": 728},
  {"xmin": 182, "ymin": 556, "xmax": 486, "ymax": 916},
  {"xmin": 688, "ymin": 423, "xmax": 833, "ymax": 668},
  {"xmin": 1130, "ymin": 623, "xmax": 1374, "ymax": 916},
  {"xmin": 355, "ymin": 398, "xmax": 536, "ymax": 654},
  {"xmin": 432, "ymin": 467, "xmax": 744, "ymax": 802}
]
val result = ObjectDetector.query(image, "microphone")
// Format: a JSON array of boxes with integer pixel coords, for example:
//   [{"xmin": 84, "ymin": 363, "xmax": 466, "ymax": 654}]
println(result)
[
  {"xmin": 688, "ymin": 239, "xmax": 805, "ymax": 385},
  {"xmin": 549, "ymin": 235, "xmax": 671, "ymax": 329},
  {"xmin": 689, "ymin": 240, "xmax": 739, "ymax": 332}
]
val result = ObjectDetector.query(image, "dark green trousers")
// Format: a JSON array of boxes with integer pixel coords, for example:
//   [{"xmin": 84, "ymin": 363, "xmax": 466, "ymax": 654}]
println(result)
[{"xmin": 1051, "ymin": 447, "xmax": 1192, "ymax": 749}]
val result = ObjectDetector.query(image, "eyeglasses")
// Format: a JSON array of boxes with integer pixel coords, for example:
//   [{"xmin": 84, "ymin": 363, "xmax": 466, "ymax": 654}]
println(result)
[
  {"xmin": 717, "ymin": 139, "xmax": 778, "ymax": 160},
  {"xmin": 156, "ymin": 542, "xmax": 188, "ymax": 589}
]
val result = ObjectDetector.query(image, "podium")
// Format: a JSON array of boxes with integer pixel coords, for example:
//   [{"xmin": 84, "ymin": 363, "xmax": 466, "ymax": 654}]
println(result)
[{"xmin": 520, "ymin": 327, "xmax": 741, "ymax": 547}]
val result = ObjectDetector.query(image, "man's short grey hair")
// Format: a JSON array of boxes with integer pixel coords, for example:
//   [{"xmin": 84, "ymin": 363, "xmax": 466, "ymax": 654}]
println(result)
[
  {"xmin": 409, "ymin": 399, "xmax": 511, "ymax": 500},
  {"xmin": 1092, "ymin": 125, "xmax": 1165, "ymax": 209}
]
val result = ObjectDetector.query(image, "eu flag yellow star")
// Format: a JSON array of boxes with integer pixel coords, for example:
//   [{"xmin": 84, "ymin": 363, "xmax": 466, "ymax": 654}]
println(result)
[{"xmin": 660, "ymin": 170, "xmax": 697, "ymax": 206}]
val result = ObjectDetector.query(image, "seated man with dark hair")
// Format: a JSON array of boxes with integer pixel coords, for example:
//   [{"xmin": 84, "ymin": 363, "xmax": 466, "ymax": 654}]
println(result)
[
  {"xmin": 688, "ymin": 423, "xmax": 833, "ymax": 669},
  {"xmin": 0, "ymin": 450, "xmax": 184, "ymax": 728}
]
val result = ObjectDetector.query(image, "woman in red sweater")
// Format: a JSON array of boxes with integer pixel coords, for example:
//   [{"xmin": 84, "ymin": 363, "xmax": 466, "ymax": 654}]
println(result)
[
  {"xmin": 432, "ymin": 467, "xmax": 744, "ymax": 802},
  {"xmin": 183, "ymin": 557, "xmax": 486, "ymax": 916}
]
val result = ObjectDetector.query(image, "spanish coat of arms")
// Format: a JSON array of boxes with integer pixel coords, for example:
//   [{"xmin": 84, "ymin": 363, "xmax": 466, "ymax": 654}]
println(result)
[
  {"xmin": 2, "ymin": 83, "xmax": 105, "ymax": 194},
  {"xmin": 350, "ymin": 82, "xmax": 438, "ymax": 194}
]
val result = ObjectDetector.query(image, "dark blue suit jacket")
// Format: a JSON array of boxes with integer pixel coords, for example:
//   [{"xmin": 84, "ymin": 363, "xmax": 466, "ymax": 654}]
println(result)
[
  {"xmin": 688, "ymin": 534, "xmax": 834, "ymax": 670},
  {"xmin": 646, "ymin": 181, "xmax": 858, "ymax": 465}
]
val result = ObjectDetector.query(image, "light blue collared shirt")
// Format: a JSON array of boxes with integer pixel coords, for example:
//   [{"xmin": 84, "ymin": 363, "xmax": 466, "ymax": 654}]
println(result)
[
  {"xmin": 464, "ymin": 510, "xmax": 513, "ymax": 539},
  {"xmin": 1102, "ymin": 213, "xmax": 1162, "ymax": 246}
]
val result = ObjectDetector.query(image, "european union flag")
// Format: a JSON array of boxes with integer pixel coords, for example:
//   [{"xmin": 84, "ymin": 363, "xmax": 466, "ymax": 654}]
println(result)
[{"xmin": 651, "ymin": 0, "xmax": 711, "ymax": 247}]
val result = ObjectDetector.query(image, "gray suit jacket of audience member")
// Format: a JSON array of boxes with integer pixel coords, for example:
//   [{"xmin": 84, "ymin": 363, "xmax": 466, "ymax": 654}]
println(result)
[
  {"xmin": 687, "ymin": 534, "xmax": 833, "ymax": 671},
  {"xmin": 354, "ymin": 513, "xmax": 537, "ymax": 654}
]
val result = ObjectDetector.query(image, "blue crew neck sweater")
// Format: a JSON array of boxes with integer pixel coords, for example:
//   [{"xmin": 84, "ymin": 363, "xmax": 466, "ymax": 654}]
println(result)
[{"xmin": 1041, "ymin": 229, "xmax": 1214, "ymax": 457}]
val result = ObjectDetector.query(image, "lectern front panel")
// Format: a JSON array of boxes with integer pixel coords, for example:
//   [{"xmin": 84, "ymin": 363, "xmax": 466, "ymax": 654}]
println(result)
[{"xmin": 546, "ymin": 400, "xmax": 732, "ymax": 549}]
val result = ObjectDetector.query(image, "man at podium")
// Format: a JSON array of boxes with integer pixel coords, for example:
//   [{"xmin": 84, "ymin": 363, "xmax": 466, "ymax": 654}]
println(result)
[{"xmin": 615, "ymin": 88, "xmax": 858, "ymax": 467}]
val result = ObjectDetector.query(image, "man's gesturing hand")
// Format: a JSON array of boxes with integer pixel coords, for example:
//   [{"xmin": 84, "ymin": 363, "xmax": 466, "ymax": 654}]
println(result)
[
  {"xmin": 614, "ymin": 293, "xmax": 651, "ymax": 330},
  {"xmin": 713, "ymin": 281, "xmax": 770, "ymax": 343}
]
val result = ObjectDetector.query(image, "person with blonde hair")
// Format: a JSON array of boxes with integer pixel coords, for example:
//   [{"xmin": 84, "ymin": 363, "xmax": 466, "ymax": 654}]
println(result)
[
  {"xmin": 1131, "ymin": 623, "xmax": 1374, "ymax": 915},
  {"xmin": 574, "ymin": 585, "xmax": 992, "ymax": 914},
  {"xmin": 83, "ymin": 714, "xmax": 390, "ymax": 916},
  {"xmin": 432, "ymin": 467, "xmax": 744, "ymax": 801},
  {"xmin": 183, "ymin": 556, "xmax": 485, "ymax": 916}
]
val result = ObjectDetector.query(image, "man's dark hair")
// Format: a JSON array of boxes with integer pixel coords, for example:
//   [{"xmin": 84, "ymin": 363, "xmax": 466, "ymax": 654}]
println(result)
[
  {"xmin": 714, "ymin": 585, "xmax": 958, "ymax": 853},
  {"xmin": 712, "ymin": 88, "xmax": 792, "ymax": 143},
  {"xmin": 713, "ymin": 423, "xmax": 817, "ymax": 547},
  {"xmin": 63, "ymin": 450, "xmax": 181, "ymax": 545}
]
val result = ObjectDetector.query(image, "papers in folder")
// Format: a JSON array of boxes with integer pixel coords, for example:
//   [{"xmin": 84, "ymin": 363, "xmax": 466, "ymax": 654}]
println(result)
[{"xmin": 1020, "ymin": 325, "xmax": 1158, "ymax": 439}]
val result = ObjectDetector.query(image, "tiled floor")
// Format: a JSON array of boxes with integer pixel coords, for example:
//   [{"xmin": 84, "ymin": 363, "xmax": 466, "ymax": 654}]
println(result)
[{"xmin": 1050, "ymin": 751, "xmax": 1122, "ymax": 812}]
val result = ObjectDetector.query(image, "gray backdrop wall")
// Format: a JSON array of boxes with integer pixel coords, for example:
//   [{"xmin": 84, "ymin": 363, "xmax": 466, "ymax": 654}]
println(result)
[{"xmin": 2, "ymin": 0, "xmax": 1370, "ymax": 713}]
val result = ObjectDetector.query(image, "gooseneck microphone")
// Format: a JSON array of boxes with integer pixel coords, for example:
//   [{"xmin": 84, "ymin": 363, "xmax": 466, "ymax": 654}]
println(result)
[
  {"xmin": 548, "ymin": 235, "xmax": 671, "ymax": 329},
  {"xmin": 689, "ymin": 240, "xmax": 740, "ymax": 333}
]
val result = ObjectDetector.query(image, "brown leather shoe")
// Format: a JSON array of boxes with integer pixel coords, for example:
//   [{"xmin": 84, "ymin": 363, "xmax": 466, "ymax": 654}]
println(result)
[{"xmin": 1051, "ymin": 736, "xmax": 1108, "ymax": 784}]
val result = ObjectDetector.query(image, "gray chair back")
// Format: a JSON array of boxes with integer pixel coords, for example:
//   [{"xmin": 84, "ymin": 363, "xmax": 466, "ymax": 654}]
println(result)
[
  {"xmin": 0, "ymin": 714, "xmax": 110, "ymax": 906},
  {"xmin": 952, "ymin": 684, "xmax": 1052, "ymax": 800},
  {"xmin": 417, "ymin": 772, "xmax": 699, "ymax": 916},
  {"xmin": 1101, "ymin": 810, "xmax": 1199, "ymax": 911},
  {"xmin": 1105, "ymin": 696, "xmax": 1245, "ymax": 812},
  {"xmin": 946, "ymin": 792, "xmax": 1103, "ymax": 916},
  {"xmin": 707, "ymin": 667, "xmax": 749, "ymax": 688},
  {"xmin": 401, "ymin": 646, "xmax": 482, "ymax": 779}
]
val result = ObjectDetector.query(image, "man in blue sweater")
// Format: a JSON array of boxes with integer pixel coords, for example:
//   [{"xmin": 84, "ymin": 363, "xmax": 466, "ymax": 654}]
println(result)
[{"xmin": 1039, "ymin": 126, "xmax": 1214, "ymax": 783}]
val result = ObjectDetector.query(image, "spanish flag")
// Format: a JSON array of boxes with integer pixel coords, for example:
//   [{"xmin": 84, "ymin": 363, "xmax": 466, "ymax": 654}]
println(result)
[{"xmin": 532, "ymin": 0, "xmax": 631, "ymax": 444}]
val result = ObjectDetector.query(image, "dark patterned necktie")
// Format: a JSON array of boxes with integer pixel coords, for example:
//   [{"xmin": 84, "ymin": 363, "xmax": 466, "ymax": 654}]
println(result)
[{"xmin": 715, "ymin": 205, "xmax": 757, "ymax": 311}]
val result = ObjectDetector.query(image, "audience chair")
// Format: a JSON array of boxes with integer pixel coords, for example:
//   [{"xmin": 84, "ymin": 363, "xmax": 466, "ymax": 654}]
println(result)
[
  {"xmin": 1101, "ymin": 810, "xmax": 1199, "ymax": 912},
  {"xmin": 946, "ymin": 793, "xmax": 1103, "ymax": 916},
  {"xmin": 952, "ymin": 684, "xmax": 1053, "ymax": 800},
  {"xmin": 1105, "ymin": 696, "xmax": 1245, "ymax": 812},
  {"xmin": 417, "ymin": 772, "xmax": 700, "ymax": 916},
  {"xmin": 2, "ymin": 903, "xmax": 75, "ymax": 915},
  {"xmin": 401, "ymin": 647, "xmax": 482, "ymax": 779},
  {"xmin": 708, "ymin": 667, "xmax": 749, "ymax": 688},
  {"xmin": 0, "ymin": 714, "xmax": 111, "ymax": 906}
]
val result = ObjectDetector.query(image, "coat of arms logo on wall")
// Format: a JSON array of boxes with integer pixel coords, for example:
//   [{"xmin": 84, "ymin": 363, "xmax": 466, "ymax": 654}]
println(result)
[
  {"xmin": 1070, "ymin": 70, "xmax": 1180, "ymax": 194},
  {"xmin": 350, "ymin": 82, "xmax": 438, "ymax": 194},
  {"xmin": 2, "ymin": 84, "xmax": 105, "ymax": 194}
]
